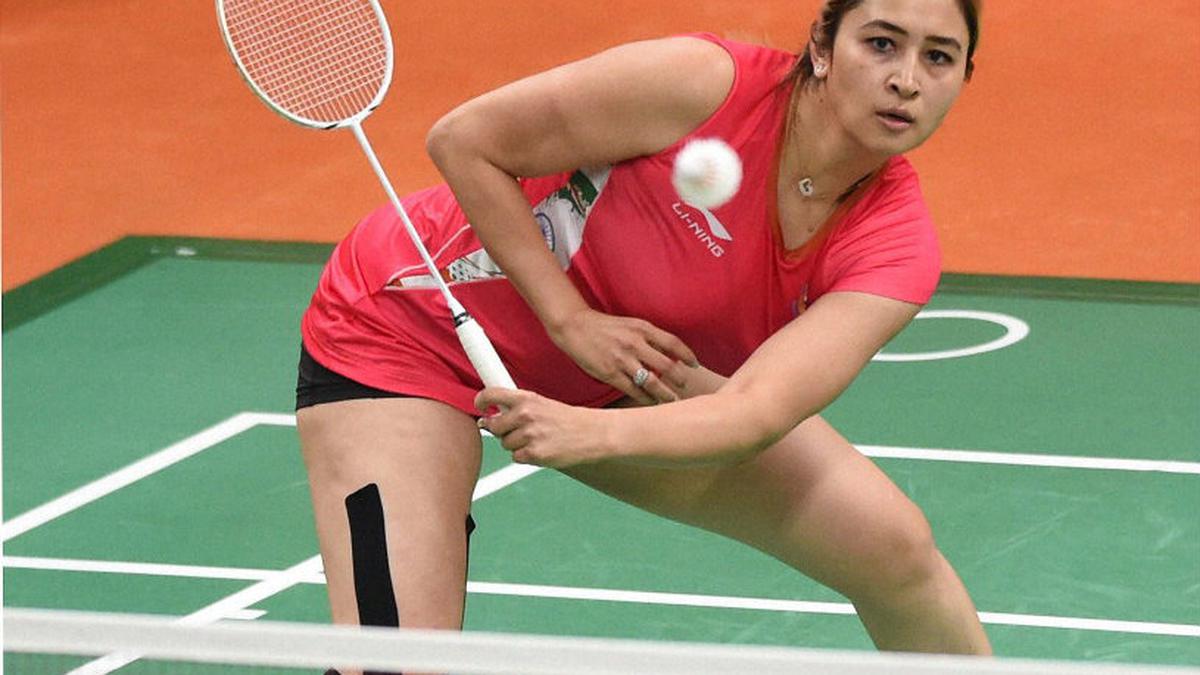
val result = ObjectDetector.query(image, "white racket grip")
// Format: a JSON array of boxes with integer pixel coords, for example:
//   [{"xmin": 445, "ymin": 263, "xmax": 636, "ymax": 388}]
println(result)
[{"xmin": 455, "ymin": 315, "xmax": 516, "ymax": 389}]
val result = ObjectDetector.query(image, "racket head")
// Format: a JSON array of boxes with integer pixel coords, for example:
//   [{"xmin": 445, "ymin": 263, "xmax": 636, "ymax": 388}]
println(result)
[{"xmin": 216, "ymin": 0, "xmax": 395, "ymax": 129}]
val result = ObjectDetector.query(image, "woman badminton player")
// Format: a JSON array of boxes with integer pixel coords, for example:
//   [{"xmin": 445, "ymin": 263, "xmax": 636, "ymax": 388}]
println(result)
[{"xmin": 296, "ymin": 0, "xmax": 993, "ymax": 664}]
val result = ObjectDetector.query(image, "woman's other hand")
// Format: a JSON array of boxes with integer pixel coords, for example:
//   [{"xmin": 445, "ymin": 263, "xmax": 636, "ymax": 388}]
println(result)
[{"xmin": 549, "ymin": 308, "xmax": 698, "ymax": 405}]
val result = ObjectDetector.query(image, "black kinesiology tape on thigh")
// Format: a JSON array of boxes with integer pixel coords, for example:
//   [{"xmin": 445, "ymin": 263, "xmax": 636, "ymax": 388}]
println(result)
[
  {"xmin": 345, "ymin": 485, "xmax": 403, "ymax": 675},
  {"xmin": 345, "ymin": 484, "xmax": 400, "ymax": 628},
  {"xmin": 462, "ymin": 514, "xmax": 477, "ymax": 620}
]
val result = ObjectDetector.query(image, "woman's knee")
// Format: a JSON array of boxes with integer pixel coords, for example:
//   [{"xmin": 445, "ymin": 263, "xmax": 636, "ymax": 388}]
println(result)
[{"xmin": 840, "ymin": 507, "xmax": 943, "ymax": 603}]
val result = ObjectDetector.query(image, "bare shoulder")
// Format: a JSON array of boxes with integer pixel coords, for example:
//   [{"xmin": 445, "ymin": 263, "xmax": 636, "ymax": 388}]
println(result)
[
  {"xmin": 429, "ymin": 35, "xmax": 736, "ymax": 176},
  {"xmin": 529, "ymin": 35, "xmax": 735, "ymax": 160},
  {"xmin": 585, "ymin": 36, "xmax": 735, "ymax": 121}
]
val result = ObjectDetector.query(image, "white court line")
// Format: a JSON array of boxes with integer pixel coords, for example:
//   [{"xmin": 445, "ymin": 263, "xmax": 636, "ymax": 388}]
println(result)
[
  {"xmin": 7, "ymin": 556, "xmax": 1197, "ymax": 640},
  {"xmin": 0, "ymin": 555, "xmax": 288, "ymax": 583},
  {"xmin": 225, "ymin": 609, "xmax": 268, "ymax": 621},
  {"xmin": 467, "ymin": 581, "xmax": 855, "ymax": 617},
  {"xmin": 974, "ymin": 611, "xmax": 1200, "ymax": 639},
  {"xmin": 0, "ymin": 412, "xmax": 295, "ymax": 543},
  {"xmin": 464, "ymin": 582, "xmax": 1200, "ymax": 639},
  {"xmin": 64, "ymin": 461, "xmax": 542, "ymax": 674},
  {"xmin": 473, "ymin": 462, "xmax": 542, "ymax": 499},
  {"xmin": 859, "ymin": 446, "xmax": 1200, "ymax": 475}
]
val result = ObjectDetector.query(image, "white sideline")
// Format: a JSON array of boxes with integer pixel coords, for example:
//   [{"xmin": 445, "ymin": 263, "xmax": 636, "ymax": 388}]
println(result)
[{"xmin": 859, "ymin": 445, "xmax": 1200, "ymax": 475}]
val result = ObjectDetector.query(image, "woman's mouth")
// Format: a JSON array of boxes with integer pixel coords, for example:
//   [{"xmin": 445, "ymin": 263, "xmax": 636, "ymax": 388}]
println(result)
[{"xmin": 877, "ymin": 109, "xmax": 915, "ymax": 131}]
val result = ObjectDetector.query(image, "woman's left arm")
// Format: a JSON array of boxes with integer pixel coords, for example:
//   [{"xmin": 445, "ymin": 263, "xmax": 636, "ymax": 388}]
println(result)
[{"xmin": 477, "ymin": 291, "xmax": 920, "ymax": 467}]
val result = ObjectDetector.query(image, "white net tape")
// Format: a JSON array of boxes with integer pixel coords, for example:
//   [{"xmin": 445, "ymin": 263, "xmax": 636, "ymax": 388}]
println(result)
[{"xmin": 5, "ymin": 608, "xmax": 1196, "ymax": 675}]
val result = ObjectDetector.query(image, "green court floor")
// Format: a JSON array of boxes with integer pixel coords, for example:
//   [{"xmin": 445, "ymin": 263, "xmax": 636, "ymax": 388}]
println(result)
[{"xmin": 3, "ymin": 237, "xmax": 1198, "ymax": 672}]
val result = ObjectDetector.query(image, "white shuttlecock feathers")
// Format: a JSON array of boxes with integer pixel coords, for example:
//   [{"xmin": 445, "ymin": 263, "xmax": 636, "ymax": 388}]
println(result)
[{"xmin": 671, "ymin": 138, "xmax": 743, "ymax": 209}]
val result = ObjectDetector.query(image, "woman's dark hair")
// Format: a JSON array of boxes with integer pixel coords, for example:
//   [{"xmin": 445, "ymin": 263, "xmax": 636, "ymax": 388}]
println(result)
[{"xmin": 791, "ymin": 0, "xmax": 980, "ymax": 83}]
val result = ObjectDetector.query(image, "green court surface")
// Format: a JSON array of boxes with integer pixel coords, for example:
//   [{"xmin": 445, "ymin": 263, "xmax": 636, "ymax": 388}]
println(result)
[{"xmin": 3, "ymin": 237, "xmax": 1198, "ymax": 671}]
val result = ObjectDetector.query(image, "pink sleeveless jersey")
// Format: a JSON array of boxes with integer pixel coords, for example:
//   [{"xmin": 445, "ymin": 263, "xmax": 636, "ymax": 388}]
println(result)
[{"xmin": 301, "ymin": 34, "xmax": 941, "ymax": 415}]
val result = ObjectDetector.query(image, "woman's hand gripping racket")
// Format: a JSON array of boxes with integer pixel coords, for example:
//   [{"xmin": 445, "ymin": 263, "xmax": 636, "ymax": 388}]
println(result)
[{"xmin": 216, "ymin": 0, "xmax": 516, "ymax": 389}]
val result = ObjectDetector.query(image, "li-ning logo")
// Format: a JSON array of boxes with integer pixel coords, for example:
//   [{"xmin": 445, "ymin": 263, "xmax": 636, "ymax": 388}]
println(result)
[{"xmin": 672, "ymin": 202, "xmax": 732, "ymax": 258}]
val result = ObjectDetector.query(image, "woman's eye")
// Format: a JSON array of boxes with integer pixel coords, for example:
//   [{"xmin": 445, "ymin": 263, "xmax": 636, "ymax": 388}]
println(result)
[
  {"xmin": 928, "ymin": 50, "xmax": 955, "ymax": 65},
  {"xmin": 869, "ymin": 37, "xmax": 894, "ymax": 52}
]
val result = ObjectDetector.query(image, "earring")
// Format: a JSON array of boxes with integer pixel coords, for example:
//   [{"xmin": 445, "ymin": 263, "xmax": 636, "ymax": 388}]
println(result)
[{"xmin": 814, "ymin": 62, "xmax": 828, "ymax": 77}]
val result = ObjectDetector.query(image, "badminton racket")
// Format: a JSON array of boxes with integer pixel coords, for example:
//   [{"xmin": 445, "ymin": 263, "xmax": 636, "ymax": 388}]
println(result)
[{"xmin": 216, "ymin": 0, "xmax": 516, "ymax": 389}]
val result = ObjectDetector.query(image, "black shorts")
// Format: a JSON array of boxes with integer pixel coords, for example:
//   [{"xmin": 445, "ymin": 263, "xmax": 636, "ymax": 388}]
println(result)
[{"xmin": 295, "ymin": 344, "xmax": 410, "ymax": 411}]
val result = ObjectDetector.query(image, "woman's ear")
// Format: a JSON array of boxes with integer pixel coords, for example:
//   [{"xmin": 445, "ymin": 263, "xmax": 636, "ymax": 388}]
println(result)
[{"xmin": 811, "ymin": 44, "xmax": 830, "ymax": 79}]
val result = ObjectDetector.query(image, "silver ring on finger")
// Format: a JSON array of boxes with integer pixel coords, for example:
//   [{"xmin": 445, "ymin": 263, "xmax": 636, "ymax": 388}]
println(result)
[{"xmin": 632, "ymin": 367, "xmax": 650, "ymax": 388}]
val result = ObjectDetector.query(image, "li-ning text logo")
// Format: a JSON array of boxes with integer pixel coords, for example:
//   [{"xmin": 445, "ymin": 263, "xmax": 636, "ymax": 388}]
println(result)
[{"xmin": 672, "ymin": 203, "xmax": 732, "ymax": 258}]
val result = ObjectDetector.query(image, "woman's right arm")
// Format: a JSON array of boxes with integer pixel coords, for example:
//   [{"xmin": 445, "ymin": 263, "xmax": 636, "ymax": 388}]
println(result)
[{"xmin": 425, "ymin": 37, "xmax": 733, "ymax": 403}]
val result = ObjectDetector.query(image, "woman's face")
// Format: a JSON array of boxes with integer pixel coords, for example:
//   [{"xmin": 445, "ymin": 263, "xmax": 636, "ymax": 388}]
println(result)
[{"xmin": 817, "ymin": 0, "xmax": 970, "ymax": 156}]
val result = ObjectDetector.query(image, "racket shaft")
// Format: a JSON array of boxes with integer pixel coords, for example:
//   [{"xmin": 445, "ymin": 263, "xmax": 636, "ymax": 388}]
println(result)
[
  {"xmin": 349, "ymin": 124, "xmax": 514, "ymax": 389},
  {"xmin": 349, "ymin": 122, "xmax": 462, "ymax": 312},
  {"xmin": 456, "ymin": 317, "xmax": 516, "ymax": 389}
]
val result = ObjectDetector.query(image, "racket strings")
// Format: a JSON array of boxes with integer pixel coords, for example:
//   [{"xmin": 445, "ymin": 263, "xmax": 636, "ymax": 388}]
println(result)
[
  {"xmin": 227, "ymin": 0, "xmax": 381, "ymax": 79},
  {"xmin": 243, "ymin": 8, "xmax": 377, "ymax": 90},
  {"xmin": 233, "ymin": 5, "xmax": 383, "ymax": 120},
  {"xmin": 223, "ymin": 0, "xmax": 387, "ymax": 124}
]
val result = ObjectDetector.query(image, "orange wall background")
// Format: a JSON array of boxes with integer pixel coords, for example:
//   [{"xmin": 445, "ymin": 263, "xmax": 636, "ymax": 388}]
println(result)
[{"xmin": 2, "ymin": 0, "xmax": 1198, "ymax": 290}]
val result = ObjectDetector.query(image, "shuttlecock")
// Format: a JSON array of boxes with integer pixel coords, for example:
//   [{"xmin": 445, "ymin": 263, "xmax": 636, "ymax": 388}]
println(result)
[{"xmin": 672, "ymin": 138, "xmax": 743, "ymax": 209}]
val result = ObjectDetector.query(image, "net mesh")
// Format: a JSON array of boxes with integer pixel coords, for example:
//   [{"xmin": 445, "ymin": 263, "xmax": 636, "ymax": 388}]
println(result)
[
  {"xmin": 5, "ymin": 608, "xmax": 1196, "ymax": 675},
  {"xmin": 220, "ymin": 0, "xmax": 389, "ymax": 125}
]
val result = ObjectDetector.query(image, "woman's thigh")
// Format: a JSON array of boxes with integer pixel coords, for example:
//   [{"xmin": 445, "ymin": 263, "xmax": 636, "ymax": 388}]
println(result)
[
  {"xmin": 562, "ymin": 414, "xmax": 934, "ymax": 599},
  {"xmin": 297, "ymin": 397, "xmax": 483, "ymax": 629}
]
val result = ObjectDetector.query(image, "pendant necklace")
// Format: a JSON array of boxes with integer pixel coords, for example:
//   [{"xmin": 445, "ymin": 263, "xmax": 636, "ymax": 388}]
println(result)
[{"xmin": 797, "ymin": 172, "xmax": 872, "ymax": 203}]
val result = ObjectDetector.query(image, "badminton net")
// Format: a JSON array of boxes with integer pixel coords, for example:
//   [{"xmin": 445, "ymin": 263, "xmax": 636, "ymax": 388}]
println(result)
[{"xmin": 4, "ymin": 607, "xmax": 1195, "ymax": 675}]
